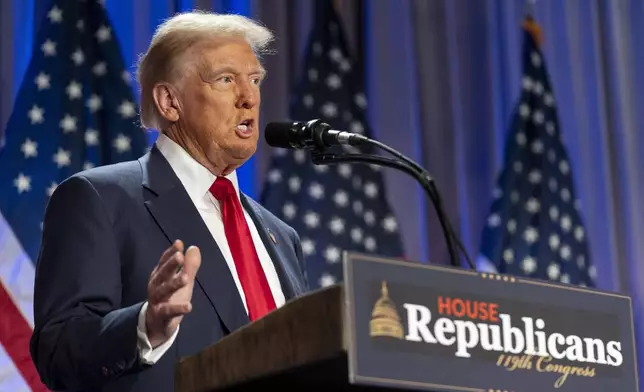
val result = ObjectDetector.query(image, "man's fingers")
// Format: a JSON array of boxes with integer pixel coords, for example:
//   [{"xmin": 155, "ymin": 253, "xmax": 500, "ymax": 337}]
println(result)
[
  {"xmin": 152, "ymin": 272, "xmax": 190, "ymax": 302},
  {"xmin": 183, "ymin": 246, "xmax": 202, "ymax": 278},
  {"xmin": 151, "ymin": 302, "xmax": 192, "ymax": 320},
  {"xmin": 158, "ymin": 240, "xmax": 184, "ymax": 269},
  {"xmin": 150, "ymin": 251, "xmax": 183, "ymax": 289}
]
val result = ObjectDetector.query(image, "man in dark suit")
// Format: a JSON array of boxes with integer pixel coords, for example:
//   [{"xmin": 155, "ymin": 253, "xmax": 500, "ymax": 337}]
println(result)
[{"xmin": 29, "ymin": 11, "xmax": 308, "ymax": 392}]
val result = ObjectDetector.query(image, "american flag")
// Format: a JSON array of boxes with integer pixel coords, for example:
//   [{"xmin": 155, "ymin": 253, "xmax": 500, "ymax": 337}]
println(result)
[
  {"xmin": 477, "ymin": 18, "xmax": 596, "ymax": 287},
  {"xmin": 260, "ymin": 1, "xmax": 405, "ymax": 289},
  {"xmin": 0, "ymin": 1, "xmax": 147, "ymax": 390}
]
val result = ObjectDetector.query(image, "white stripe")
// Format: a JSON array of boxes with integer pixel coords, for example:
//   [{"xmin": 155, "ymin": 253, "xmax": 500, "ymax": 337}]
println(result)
[
  {"xmin": 0, "ymin": 211, "xmax": 35, "ymax": 327},
  {"xmin": 0, "ymin": 343, "xmax": 31, "ymax": 392}
]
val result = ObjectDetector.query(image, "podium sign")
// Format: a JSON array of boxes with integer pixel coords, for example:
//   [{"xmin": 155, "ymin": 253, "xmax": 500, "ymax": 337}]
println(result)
[{"xmin": 343, "ymin": 252, "xmax": 639, "ymax": 391}]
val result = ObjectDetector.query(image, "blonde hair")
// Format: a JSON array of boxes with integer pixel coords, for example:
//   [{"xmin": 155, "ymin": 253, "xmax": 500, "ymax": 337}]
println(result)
[{"xmin": 135, "ymin": 11, "xmax": 274, "ymax": 130}]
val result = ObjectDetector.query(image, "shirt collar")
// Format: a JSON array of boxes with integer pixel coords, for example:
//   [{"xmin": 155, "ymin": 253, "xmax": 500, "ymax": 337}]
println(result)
[{"xmin": 155, "ymin": 132, "xmax": 240, "ymax": 203}]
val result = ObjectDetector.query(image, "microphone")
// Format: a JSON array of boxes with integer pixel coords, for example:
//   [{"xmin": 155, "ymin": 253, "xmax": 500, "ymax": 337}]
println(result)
[
  {"xmin": 264, "ymin": 119, "xmax": 367, "ymax": 150},
  {"xmin": 264, "ymin": 119, "xmax": 475, "ymax": 270}
]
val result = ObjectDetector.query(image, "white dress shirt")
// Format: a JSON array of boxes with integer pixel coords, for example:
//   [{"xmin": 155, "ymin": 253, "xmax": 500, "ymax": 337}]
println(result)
[{"xmin": 136, "ymin": 133, "xmax": 286, "ymax": 364}]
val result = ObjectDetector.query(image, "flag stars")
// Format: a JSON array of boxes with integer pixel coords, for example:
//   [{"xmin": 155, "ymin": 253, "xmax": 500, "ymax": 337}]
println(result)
[
  {"xmin": 549, "ymin": 234, "xmax": 560, "ymax": 250},
  {"xmin": 487, "ymin": 213, "xmax": 500, "ymax": 227},
  {"xmin": 364, "ymin": 210, "xmax": 376, "ymax": 225},
  {"xmin": 93, "ymin": 62, "xmax": 107, "ymax": 76},
  {"xmin": 47, "ymin": 5, "xmax": 63, "ymax": 23},
  {"xmin": 519, "ymin": 103, "xmax": 530, "ymax": 118},
  {"xmin": 333, "ymin": 190, "xmax": 349, "ymax": 207},
  {"xmin": 326, "ymin": 74, "xmax": 341, "ymax": 89},
  {"xmin": 503, "ymin": 249, "xmax": 514, "ymax": 263},
  {"xmin": 350, "ymin": 121, "xmax": 364, "ymax": 134},
  {"xmin": 549, "ymin": 206, "xmax": 559, "ymax": 220},
  {"xmin": 122, "ymin": 71, "xmax": 132, "ymax": 84},
  {"xmin": 53, "ymin": 148, "xmax": 71, "ymax": 167},
  {"xmin": 21, "ymin": 138, "xmax": 38, "ymax": 158},
  {"xmin": 382, "ymin": 216, "xmax": 398, "ymax": 232},
  {"xmin": 96, "ymin": 25, "xmax": 111, "ymax": 42},
  {"xmin": 560, "ymin": 245, "xmax": 571, "ymax": 260},
  {"xmin": 530, "ymin": 139, "xmax": 544, "ymax": 154},
  {"xmin": 308, "ymin": 68, "xmax": 318, "ymax": 82},
  {"xmin": 364, "ymin": 182, "xmax": 378, "ymax": 198},
  {"xmin": 516, "ymin": 132, "xmax": 527, "ymax": 146},
  {"xmin": 338, "ymin": 164, "xmax": 351, "ymax": 178},
  {"xmin": 308, "ymin": 182, "xmax": 324, "ymax": 199},
  {"xmin": 561, "ymin": 188, "xmax": 571, "ymax": 202},
  {"xmin": 559, "ymin": 160, "xmax": 570, "ymax": 175},
  {"xmin": 354, "ymin": 93, "xmax": 367, "ymax": 109},
  {"xmin": 364, "ymin": 236, "xmax": 377, "ymax": 251},
  {"xmin": 351, "ymin": 227, "xmax": 363, "ymax": 243},
  {"xmin": 523, "ymin": 227, "xmax": 538, "ymax": 244},
  {"xmin": 35, "ymin": 72, "xmax": 51, "ymax": 90},
  {"xmin": 521, "ymin": 256, "xmax": 537, "ymax": 274},
  {"xmin": 267, "ymin": 168, "xmax": 282, "ymax": 183},
  {"xmin": 85, "ymin": 128, "xmax": 99, "ymax": 145},
  {"xmin": 113, "ymin": 134, "xmax": 132, "ymax": 153},
  {"xmin": 41, "ymin": 39, "xmax": 56, "ymax": 56},
  {"xmin": 60, "ymin": 114, "xmax": 77, "ymax": 133},
  {"xmin": 561, "ymin": 215, "xmax": 572, "ymax": 232},
  {"xmin": 71, "ymin": 49, "xmax": 84, "ymax": 65},
  {"xmin": 66, "ymin": 81, "xmax": 82, "ymax": 99},
  {"xmin": 328, "ymin": 47, "xmax": 342, "ymax": 62},
  {"xmin": 574, "ymin": 226, "xmax": 585, "ymax": 241},
  {"xmin": 301, "ymin": 238, "xmax": 315, "ymax": 256},
  {"xmin": 87, "ymin": 94, "xmax": 103, "ymax": 112},
  {"xmin": 531, "ymin": 51, "xmax": 541, "ymax": 67},
  {"xmin": 329, "ymin": 217, "xmax": 345, "ymax": 234},
  {"xmin": 525, "ymin": 198, "xmax": 540, "ymax": 213},
  {"xmin": 14, "ymin": 173, "xmax": 31, "ymax": 193},
  {"xmin": 547, "ymin": 263, "xmax": 560, "ymax": 280},
  {"xmin": 546, "ymin": 122, "xmax": 555, "ymax": 135},
  {"xmin": 507, "ymin": 219, "xmax": 517, "ymax": 233},
  {"xmin": 303, "ymin": 211, "xmax": 320, "ymax": 228},
  {"xmin": 321, "ymin": 102, "xmax": 337, "ymax": 117},
  {"xmin": 319, "ymin": 273, "xmax": 336, "ymax": 287},
  {"xmin": 325, "ymin": 246, "xmax": 341, "ymax": 263},
  {"xmin": 118, "ymin": 100, "xmax": 136, "ymax": 118},
  {"xmin": 288, "ymin": 176, "xmax": 301, "ymax": 192},
  {"xmin": 303, "ymin": 95, "xmax": 314, "ymax": 107},
  {"xmin": 294, "ymin": 150, "xmax": 306, "ymax": 163},
  {"xmin": 77, "ymin": 19, "xmax": 84, "ymax": 31},
  {"xmin": 46, "ymin": 182, "xmax": 58, "ymax": 197},
  {"xmin": 28, "ymin": 105, "xmax": 45, "ymax": 124},
  {"xmin": 282, "ymin": 202, "xmax": 296, "ymax": 220},
  {"xmin": 528, "ymin": 170, "xmax": 542, "ymax": 184}
]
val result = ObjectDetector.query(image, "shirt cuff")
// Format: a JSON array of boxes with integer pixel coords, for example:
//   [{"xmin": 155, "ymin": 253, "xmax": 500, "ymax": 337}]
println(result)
[{"xmin": 136, "ymin": 301, "xmax": 179, "ymax": 365}]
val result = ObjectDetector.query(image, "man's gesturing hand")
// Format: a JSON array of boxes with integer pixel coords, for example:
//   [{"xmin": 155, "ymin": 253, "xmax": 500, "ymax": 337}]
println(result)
[{"xmin": 145, "ymin": 239, "xmax": 201, "ymax": 348}]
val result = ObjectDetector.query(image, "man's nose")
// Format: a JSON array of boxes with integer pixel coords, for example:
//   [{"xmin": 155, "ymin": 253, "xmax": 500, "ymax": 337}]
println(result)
[{"xmin": 236, "ymin": 81, "xmax": 258, "ymax": 109}]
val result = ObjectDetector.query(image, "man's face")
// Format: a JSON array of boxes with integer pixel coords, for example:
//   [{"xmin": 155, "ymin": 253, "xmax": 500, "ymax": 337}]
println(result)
[{"xmin": 177, "ymin": 38, "xmax": 264, "ymax": 171}]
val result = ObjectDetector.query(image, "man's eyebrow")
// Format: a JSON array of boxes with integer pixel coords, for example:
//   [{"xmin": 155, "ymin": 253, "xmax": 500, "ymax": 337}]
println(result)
[{"xmin": 205, "ymin": 66, "xmax": 266, "ymax": 78}]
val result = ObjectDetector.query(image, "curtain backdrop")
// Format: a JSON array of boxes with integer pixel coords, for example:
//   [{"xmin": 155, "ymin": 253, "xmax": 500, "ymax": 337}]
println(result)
[{"xmin": 1, "ymin": 0, "xmax": 643, "ymax": 385}]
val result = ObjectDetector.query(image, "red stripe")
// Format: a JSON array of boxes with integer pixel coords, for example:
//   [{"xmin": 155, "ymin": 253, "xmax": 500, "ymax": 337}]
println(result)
[{"xmin": 0, "ymin": 282, "xmax": 49, "ymax": 391}]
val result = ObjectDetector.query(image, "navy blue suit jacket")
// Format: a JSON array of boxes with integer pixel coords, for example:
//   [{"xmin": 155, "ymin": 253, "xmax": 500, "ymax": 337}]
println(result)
[{"xmin": 30, "ymin": 146, "xmax": 309, "ymax": 392}]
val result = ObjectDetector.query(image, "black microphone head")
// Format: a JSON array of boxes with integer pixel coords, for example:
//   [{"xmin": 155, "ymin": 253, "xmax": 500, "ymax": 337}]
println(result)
[{"xmin": 264, "ymin": 121, "xmax": 302, "ymax": 149}]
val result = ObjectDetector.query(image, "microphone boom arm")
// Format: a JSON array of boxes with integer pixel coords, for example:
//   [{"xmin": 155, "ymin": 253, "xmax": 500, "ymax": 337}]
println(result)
[{"xmin": 310, "ymin": 150, "xmax": 474, "ymax": 269}]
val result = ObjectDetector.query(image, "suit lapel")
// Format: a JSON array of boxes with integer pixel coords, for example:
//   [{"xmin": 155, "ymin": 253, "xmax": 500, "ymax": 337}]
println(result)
[
  {"xmin": 241, "ymin": 195, "xmax": 300, "ymax": 300},
  {"xmin": 139, "ymin": 147, "xmax": 249, "ymax": 334}
]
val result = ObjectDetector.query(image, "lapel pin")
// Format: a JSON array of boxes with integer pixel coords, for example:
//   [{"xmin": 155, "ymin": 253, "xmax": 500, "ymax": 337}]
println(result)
[{"xmin": 268, "ymin": 229, "xmax": 278, "ymax": 245}]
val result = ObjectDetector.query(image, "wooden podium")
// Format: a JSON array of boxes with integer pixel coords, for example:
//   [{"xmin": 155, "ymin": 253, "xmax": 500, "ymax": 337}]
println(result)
[
  {"xmin": 174, "ymin": 284, "xmax": 362, "ymax": 391},
  {"xmin": 174, "ymin": 252, "xmax": 639, "ymax": 392}
]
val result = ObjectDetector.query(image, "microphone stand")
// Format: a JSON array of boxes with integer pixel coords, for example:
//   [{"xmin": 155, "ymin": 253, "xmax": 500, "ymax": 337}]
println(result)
[{"xmin": 310, "ymin": 149, "xmax": 474, "ymax": 270}]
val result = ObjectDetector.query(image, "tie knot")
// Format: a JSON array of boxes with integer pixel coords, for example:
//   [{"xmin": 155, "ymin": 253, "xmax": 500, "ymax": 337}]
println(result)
[{"xmin": 209, "ymin": 177, "xmax": 236, "ymax": 201}]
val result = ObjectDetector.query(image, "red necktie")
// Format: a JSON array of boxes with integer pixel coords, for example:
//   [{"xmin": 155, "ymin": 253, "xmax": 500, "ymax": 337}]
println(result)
[{"xmin": 210, "ymin": 177, "xmax": 276, "ymax": 320}]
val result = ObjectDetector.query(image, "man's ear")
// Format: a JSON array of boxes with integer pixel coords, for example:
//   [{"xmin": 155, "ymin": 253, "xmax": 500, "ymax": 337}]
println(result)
[{"xmin": 152, "ymin": 82, "xmax": 182, "ymax": 123}]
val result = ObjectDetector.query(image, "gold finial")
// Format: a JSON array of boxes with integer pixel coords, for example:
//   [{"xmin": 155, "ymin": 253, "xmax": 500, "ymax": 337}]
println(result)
[{"xmin": 369, "ymin": 281, "xmax": 404, "ymax": 339}]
